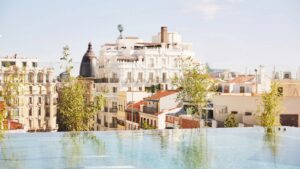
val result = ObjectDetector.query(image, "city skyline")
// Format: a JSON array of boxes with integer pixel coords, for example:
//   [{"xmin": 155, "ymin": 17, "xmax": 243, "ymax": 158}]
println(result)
[{"xmin": 0, "ymin": 0, "xmax": 300, "ymax": 75}]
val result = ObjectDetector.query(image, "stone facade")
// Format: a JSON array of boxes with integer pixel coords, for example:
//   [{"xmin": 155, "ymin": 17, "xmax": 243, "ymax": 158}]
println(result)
[{"xmin": 0, "ymin": 54, "xmax": 58, "ymax": 131}]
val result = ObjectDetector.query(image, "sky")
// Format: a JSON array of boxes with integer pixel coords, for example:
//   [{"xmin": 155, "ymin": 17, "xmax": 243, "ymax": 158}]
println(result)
[{"xmin": 0, "ymin": 0, "xmax": 300, "ymax": 76}]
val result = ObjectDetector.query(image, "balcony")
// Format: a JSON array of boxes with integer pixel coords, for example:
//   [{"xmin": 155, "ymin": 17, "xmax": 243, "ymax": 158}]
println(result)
[
  {"xmin": 95, "ymin": 78, "xmax": 109, "ymax": 83},
  {"xmin": 143, "ymin": 106, "xmax": 158, "ymax": 114},
  {"xmin": 104, "ymin": 107, "xmax": 118, "ymax": 113},
  {"xmin": 109, "ymin": 78, "xmax": 119, "ymax": 83},
  {"xmin": 109, "ymin": 108, "xmax": 118, "ymax": 113}
]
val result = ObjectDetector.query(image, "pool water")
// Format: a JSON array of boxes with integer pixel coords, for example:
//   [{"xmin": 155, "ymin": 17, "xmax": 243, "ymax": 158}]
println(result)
[{"xmin": 0, "ymin": 127, "xmax": 300, "ymax": 169}]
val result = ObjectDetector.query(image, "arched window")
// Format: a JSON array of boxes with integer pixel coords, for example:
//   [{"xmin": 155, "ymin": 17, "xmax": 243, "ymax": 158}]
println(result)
[
  {"xmin": 28, "ymin": 72, "xmax": 34, "ymax": 83},
  {"xmin": 37, "ymin": 72, "xmax": 43, "ymax": 83}
]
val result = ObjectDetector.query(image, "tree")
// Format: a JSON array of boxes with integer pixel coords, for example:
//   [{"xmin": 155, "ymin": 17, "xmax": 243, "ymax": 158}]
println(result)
[
  {"xmin": 58, "ymin": 46, "xmax": 105, "ymax": 131},
  {"xmin": 259, "ymin": 82, "xmax": 282, "ymax": 132},
  {"xmin": 1, "ymin": 65, "xmax": 24, "ymax": 124},
  {"xmin": 60, "ymin": 45, "xmax": 73, "ymax": 78},
  {"xmin": 224, "ymin": 114, "xmax": 238, "ymax": 127},
  {"xmin": 173, "ymin": 57, "xmax": 215, "ymax": 119}
]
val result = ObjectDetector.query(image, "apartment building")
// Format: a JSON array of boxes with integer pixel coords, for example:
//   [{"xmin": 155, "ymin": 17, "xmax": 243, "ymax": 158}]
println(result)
[
  {"xmin": 213, "ymin": 72, "xmax": 300, "ymax": 127},
  {"xmin": 95, "ymin": 26, "xmax": 196, "ymax": 130},
  {"xmin": 137, "ymin": 90, "xmax": 181, "ymax": 129},
  {"xmin": 0, "ymin": 54, "xmax": 58, "ymax": 131}
]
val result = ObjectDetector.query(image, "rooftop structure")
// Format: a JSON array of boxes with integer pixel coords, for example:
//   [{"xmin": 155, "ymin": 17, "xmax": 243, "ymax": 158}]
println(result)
[{"xmin": 79, "ymin": 42, "xmax": 97, "ymax": 78}]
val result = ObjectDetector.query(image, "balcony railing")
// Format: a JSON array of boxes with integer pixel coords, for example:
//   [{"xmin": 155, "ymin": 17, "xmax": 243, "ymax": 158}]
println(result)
[
  {"xmin": 109, "ymin": 78, "xmax": 119, "ymax": 83},
  {"xmin": 143, "ymin": 106, "xmax": 158, "ymax": 114},
  {"xmin": 109, "ymin": 108, "xmax": 118, "ymax": 113},
  {"xmin": 104, "ymin": 107, "xmax": 117, "ymax": 113}
]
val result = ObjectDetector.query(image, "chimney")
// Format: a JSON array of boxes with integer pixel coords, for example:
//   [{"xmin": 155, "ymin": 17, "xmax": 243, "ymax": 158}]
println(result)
[{"xmin": 161, "ymin": 26, "xmax": 168, "ymax": 44}]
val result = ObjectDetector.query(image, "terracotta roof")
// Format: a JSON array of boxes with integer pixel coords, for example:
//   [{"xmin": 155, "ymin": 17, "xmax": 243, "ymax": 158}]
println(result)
[
  {"xmin": 146, "ymin": 90, "xmax": 178, "ymax": 100},
  {"xmin": 228, "ymin": 75, "xmax": 255, "ymax": 83},
  {"xmin": 127, "ymin": 100, "xmax": 145, "ymax": 110}
]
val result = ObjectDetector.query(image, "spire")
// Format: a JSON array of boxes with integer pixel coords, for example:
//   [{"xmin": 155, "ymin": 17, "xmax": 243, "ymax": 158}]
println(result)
[{"xmin": 88, "ymin": 42, "xmax": 92, "ymax": 50}]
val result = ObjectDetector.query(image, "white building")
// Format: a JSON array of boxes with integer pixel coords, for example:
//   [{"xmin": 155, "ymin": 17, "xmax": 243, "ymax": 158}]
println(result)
[
  {"xmin": 0, "ymin": 54, "xmax": 58, "ymax": 131},
  {"xmin": 95, "ymin": 26, "xmax": 196, "ymax": 130},
  {"xmin": 213, "ymin": 77, "xmax": 300, "ymax": 127},
  {"xmin": 217, "ymin": 66, "xmax": 271, "ymax": 95}
]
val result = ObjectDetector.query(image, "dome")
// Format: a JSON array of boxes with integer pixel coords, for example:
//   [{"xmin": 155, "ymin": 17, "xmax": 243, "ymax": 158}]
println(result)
[{"xmin": 79, "ymin": 42, "xmax": 97, "ymax": 78}]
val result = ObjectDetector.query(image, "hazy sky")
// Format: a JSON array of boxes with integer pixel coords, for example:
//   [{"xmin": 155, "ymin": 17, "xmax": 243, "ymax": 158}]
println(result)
[{"xmin": 0, "ymin": 0, "xmax": 300, "ymax": 75}]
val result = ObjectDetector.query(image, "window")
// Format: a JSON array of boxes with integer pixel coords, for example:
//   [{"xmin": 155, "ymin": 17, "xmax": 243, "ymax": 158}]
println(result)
[
  {"xmin": 29, "ymin": 108, "xmax": 32, "ymax": 116},
  {"xmin": 38, "ymin": 97, "xmax": 42, "ymax": 104},
  {"xmin": 29, "ymin": 97, "xmax": 33, "ymax": 104},
  {"xmin": 28, "ymin": 73, "xmax": 34, "ymax": 83},
  {"xmin": 278, "ymin": 87, "xmax": 283, "ymax": 96},
  {"xmin": 46, "ymin": 74, "xmax": 50, "ymax": 82},
  {"xmin": 174, "ymin": 59, "xmax": 178, "ymax": 67},
  {"xmin": 245, "ymin": 112, "xmax": 252, "ymax": 116},
  {"xmin": 32, "ymin": 62, "xmax": 37, "ymax": 67},
  {"xmin": 29, "ymin": 120, "xmax": 32, "ymax": 128},
  {"xmin": 127, "ymin": 72, "xmax": 132, "ymax": 82},
  {"xmin": 138, "ymin": 72, "xmax": 143, "ymax": 82},
  {"xmin": 22, "ymin": 62, "xmax": 27, "ymax": 67},
  {"xmin": 46, "ymin": 108, "xmax": 50, "ymax": 117},
  {"xmin": 39, "ymin": 86, "xmax": 42, "ymax": 94},
  {"xmin": 283, "ymin": 72, "xmax": 291, "ymax": 79},
  {"xmin": 38, "ymin": 72, "xmax": 43, "ymax": 83},
  {"xmin": 139, "ymin": 87, "xmax": 142, "ymax": 91},
  {"xmin": 231, "ymin": 111, "xmax": 238, "ymax": 115},
  {"xmin": 162, "ymin": 73, "xmax": 167, "ymax": 83},
  {"xmin": 45, "ymin": 96, "xmax": 50, "ymax": 105},
  {"xmin": 162, "ymin": 58, "xmax": 166, "ymax": 66},
  {"xmin": 224, "ymin": 85, "xmax": 229, "ymax": 93},
  {"xmin": 112, "ymin": 73, "xmax": 118, "ymax": 79},
  {"xmin": 149, "ymin": 72, "xmax": 154, "ymax": 82},
  {"xmin": 113, "ymin": 87, "xmax": 117, "ymax": 93},
  {"xmin": 240, "ymin": 86, "xmax": 245, "ymax": 93},
  {"xmin": 149, "ymin": 58, "xmax": 154, "ymax": 67},
  {"xmin": 112, "ymin": 102, "xmax": 118, "ymax": 109},
  {"xmin": 29, "ymin": 86, "xmax": 33, "ymax": 94},
  {"xmin": 38, "ymin": 107, "xmax": 41, "ymax": 116},
  {"xmin": 38, "ymin": 120, "xmax": 41, "ymax": 128},
  {"xmin": 2, "ymin": 61, "xmax": 16, "ymax": 67}
]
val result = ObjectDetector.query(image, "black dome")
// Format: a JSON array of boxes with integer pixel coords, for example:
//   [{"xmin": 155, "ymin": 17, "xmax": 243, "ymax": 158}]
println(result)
[{"xmin": 79, "ymin": 42, "xmax": 97, "ymax": 78}]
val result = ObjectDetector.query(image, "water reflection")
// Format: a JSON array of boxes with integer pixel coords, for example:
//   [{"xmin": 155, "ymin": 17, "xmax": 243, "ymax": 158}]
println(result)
[
  {"xmin": 264, "ymin": 127, "xmax": 280, "ymax": 169},
  {"xmin": 60, "ymin": 132, "xmax": 105, "ymax": 169},
  {"xmin": 0, "ymin": 132, "xmax": 23, "ymax": 169},
  {"xmin": 175, "ymin": 129, "xmax": 210, "ymax": 169}
]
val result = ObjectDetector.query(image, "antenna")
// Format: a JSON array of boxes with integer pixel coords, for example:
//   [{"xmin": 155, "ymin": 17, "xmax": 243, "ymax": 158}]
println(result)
[{"xmin": 118, "ymin": 24, "xmax": 124, "ymax": 39}]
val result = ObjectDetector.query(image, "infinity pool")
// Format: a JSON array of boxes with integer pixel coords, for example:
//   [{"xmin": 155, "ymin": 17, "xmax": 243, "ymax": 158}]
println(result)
[{"xmin": 0, "ymin": 127, "xmax": 300, "ymax": 169}]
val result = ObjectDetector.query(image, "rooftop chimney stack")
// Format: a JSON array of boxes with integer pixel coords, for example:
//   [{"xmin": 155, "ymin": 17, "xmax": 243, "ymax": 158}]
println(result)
[{"xmin": 161, "ymin": 26, "xmax": 168, "ymax": 44}]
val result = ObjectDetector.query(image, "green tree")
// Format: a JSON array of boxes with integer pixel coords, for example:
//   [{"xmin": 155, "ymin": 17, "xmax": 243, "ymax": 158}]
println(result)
[
  {"xmin": 224, "ymin": 114, "xmax": 238, "ymax": 127},
  {"xmin": 58, "ymin": 79, "xmax": 95, "ymax": 131},
  {"xmin": 173, "ymin": 57, "xmax": 215, "ymax": 118},
  {"xmin": 260, "ymin": 82, "xmax": 282, "ymax": 132},
  {"xmin": 1, "ymin": 65, "xmax": 24, "ymax": 124},
  {"xmin": 60, "ymin": 45, "xmax": 73, "ymax": 77},
  {"xmin": 58, "ymin": 46, "xmax": 105, "ymax": 131}
]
